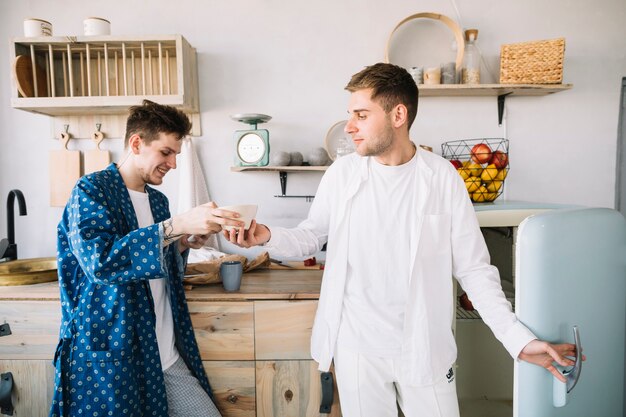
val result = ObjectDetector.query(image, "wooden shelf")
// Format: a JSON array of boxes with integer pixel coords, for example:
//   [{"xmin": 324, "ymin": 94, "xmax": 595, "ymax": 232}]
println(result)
[
  {"xmin": 230, "ymin": 166, "xmax": 328, "ymax": 172},
  {"xmin": 418, "ymin": 83, "xmax": 572, "ymax": 97},
  {"xmin": 10, "ymin": 35, "xmax": 198, "ymax": 116},
  {"xmin": 417, "ymin": 83, "xmax": 573, "ymax": 125}
]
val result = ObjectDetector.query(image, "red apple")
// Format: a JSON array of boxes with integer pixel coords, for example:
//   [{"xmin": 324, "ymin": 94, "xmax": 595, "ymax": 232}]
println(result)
[
  {"xmin": 449, "ymin": 159, "xmax": 463, "ymax": 169},
  {"xmin": 459, "ymin": 293, "xmax": 475, "ymax": 311},
  {"xmin": 470, "ymin": 143, "xmax": 492, "ymax": 164},
  {"xmin": 490, "ymin": 150, "xmax": 509, "ymax": 169}
]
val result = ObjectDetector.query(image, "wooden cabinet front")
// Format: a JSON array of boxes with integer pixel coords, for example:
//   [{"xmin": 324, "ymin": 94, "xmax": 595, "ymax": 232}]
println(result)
[
  {"xmin": 256, "ymin": 361, "xmax": 340, "ymax": 417},
  {"xmin": 190, "ymin": 301, "xmax": 255, "ymax": 361},
  {"xmin": 254, "ymin": 300, "xmax": 317, "ymax": 360},
  {"xmin": 0, "ymin": 360, "xmax": 55, "ymax": 417},
  {"xmin": 0, "ymin": 271, "xmax": 335, "ymax": 416},
  {"xmin": 203, "ymin": 360, "xmax": 256, "ymax": 417}
]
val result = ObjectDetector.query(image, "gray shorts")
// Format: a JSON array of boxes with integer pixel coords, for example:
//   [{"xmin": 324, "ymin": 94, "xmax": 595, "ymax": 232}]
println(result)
[{"xmin": 163, "ymin": 357, "xmax": 222, "ymax": 417}]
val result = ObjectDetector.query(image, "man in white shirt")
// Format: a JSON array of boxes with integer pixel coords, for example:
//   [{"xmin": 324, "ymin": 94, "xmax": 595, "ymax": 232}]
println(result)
[{"xmin": 223, "ymin": 63, "xmax": 581, "ymax": 417}]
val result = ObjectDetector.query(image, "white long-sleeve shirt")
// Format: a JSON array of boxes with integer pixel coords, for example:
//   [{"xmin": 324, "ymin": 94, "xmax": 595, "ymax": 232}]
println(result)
[{"xmin": 265, "ymin": 148, "xmax": 536, "ymax": 385}]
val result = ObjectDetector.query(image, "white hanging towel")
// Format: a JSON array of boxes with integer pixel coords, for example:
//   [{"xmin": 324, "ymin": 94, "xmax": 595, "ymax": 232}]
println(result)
[{"xmin": 177, "ymin": 137, "xmax": 224, "ymax": 262}]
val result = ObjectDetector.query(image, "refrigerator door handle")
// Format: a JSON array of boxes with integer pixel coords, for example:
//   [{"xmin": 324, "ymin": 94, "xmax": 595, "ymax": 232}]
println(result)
[
  {"xmin": 553, "ymin": 325, "xmax": 583, "ymax": 407},
  {"xmin": 564, "ymin": 325, "xmax": 583, "ymax": 393}
]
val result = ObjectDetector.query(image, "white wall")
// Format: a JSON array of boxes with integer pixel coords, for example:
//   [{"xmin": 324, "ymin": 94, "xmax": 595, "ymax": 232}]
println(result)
[{"xmin": 0, "ymin": 0, "xmax": 624, "ymax": 258}]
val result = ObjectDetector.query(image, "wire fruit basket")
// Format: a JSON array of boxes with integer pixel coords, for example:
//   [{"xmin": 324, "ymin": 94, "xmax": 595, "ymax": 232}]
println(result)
[{"xmin": 441, "ymin": 138, "xmax": 509, "ymax": 203}]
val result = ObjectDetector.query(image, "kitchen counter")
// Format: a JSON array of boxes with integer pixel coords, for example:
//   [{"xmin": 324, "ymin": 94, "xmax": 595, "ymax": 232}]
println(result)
[
  {"xmin": 0, "ymin": 268, "xmax": 324, "ymax": 301},
  {"xmin": 0, "ymin": 268, "xmax": 341, "ymax": 417}
]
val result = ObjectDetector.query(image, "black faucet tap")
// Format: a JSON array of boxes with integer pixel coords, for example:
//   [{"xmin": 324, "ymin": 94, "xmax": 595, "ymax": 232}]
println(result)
[{"xmin": 1, "ymin": 189, "xmax": 27, "ymax": 261}]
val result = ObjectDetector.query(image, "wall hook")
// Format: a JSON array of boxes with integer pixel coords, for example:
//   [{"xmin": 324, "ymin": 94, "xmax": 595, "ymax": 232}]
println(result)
[
  {"xmin": 60, "ymin": 124, "xmax": 71, "ymax": 148},
  {"xmin": 92, "ymin": 123, "xmax": 105, "ymax": 146}
]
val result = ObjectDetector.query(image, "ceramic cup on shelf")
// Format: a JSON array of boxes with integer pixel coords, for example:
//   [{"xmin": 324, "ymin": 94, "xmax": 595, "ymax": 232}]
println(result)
[
  {"xmin": 23, "ymin": 18, "xmax": 52, "ymax": 37},
  {"xmin": 441, "ymin": 62, "xmax": 456, "ymax": 84},
  {"xmin": 409, "ymin": 67, "xmax": 424, "ymax": 84},
  {"xmin": 424, "ymin": 67, "xmax": 441, "ymax": 85},
  {"xmin": 83, "ymin": 17, "xmax": 110, "ymax": 36},
  {"xmin": 220, "ymin": 261, "xmax": 243, "ymax": 292}
]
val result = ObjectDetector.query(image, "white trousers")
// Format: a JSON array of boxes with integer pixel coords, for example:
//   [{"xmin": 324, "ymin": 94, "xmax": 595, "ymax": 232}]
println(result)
[{"xmin": 334, "ymin": 344, "xmax": 460, "ymax": 417}]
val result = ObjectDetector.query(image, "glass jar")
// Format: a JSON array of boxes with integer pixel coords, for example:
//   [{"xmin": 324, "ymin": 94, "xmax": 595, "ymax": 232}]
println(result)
[{"xmin": 462, "ymin": 29, "xmax": 481, "ymax": 84}]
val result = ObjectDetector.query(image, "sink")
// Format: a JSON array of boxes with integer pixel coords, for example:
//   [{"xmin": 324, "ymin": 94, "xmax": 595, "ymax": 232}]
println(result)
[{"xmin": 0, "ymin": 257, "xmax": 57, "ymax": 286}]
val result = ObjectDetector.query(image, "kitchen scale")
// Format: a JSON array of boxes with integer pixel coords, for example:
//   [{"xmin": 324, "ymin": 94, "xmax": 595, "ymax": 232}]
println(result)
[{"xmin": 230, "ymin": 113, "xmax": 271, "ymax": 167}]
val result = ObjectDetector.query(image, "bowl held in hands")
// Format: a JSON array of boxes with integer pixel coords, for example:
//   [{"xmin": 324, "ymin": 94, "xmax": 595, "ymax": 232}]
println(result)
[{"xmin": 219, "ymin": 204, "xmax": 258, "ymax": 231}]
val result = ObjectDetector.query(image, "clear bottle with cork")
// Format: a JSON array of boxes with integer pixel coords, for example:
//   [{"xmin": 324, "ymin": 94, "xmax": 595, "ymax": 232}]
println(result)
[{"xmin": 462, "ymin": 29, "xmax": 481, "ymax": 84}]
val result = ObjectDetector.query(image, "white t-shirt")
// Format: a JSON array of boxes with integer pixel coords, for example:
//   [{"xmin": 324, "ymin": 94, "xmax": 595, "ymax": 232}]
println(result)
[
  {"xmin": 127, "ymin": 188, "xmax": 180, "ymax": 371},
  {"xmin": 337, "ymin": 153, "xmax": 417, "ymax": 357}
]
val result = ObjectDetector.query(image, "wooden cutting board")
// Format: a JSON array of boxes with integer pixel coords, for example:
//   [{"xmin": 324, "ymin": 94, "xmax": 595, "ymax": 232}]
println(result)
[
  {"xmin": 49, "ymin": 133, "xmax": 81, "ymax": 207},
  {"xmin": 13, "ymin": 55, "xmax": 48, "ymax": 97},
  {"xmin": 84, "ymin": 131, "xmax": 111, "ymax": 174}
]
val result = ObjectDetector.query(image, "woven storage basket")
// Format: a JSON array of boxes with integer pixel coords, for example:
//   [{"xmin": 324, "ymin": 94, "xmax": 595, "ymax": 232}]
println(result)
[{"xmin": 499, "ymin": 38, "xmax": 565, "ymax": 84}]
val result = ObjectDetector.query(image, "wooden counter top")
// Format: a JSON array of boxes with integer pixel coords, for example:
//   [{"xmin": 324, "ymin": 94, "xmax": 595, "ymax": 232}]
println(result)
[{"xmin": 0, "ymin": 269, "xmax": 324, "ymax": 301}]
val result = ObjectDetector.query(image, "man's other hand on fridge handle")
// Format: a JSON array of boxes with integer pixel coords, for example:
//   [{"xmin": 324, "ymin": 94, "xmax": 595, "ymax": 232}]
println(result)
[{"xmin": 518, "ymin": 339, "xmax": 586, "ymax": 383}]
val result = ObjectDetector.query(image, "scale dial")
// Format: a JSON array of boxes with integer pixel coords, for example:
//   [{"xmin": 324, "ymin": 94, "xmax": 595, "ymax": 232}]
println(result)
[
  {"xmin": 231, "ymin": 113, "xmax": 271, "ymax": 167},
  {"xmin": 237, "ymin": 133, "xmax": 267, "ymax": 164}
]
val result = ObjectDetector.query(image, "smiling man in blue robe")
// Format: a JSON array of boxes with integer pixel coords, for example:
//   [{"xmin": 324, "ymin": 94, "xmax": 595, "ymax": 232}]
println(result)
[{"xmin": 50, "ymin": 100, "xmax": 242, "ymax": 417}]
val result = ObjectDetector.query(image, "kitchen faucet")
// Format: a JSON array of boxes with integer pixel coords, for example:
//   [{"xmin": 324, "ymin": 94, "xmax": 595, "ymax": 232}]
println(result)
[{"xmin": 0, "ymin": 189, "xmax": 27, "ymax": 262}]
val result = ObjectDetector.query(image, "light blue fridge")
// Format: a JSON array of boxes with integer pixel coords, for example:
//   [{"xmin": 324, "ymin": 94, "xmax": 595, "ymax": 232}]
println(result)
[
  {"xmin": 513, "ymin": 207, "xmax": 626, "ymax": 417},
  {"xmin": 457, "ymin": 204, "xmax": 626, "ymax": 417}
]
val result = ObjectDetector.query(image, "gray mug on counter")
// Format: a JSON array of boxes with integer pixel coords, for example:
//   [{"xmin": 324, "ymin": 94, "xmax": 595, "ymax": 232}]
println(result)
[{"xmin": 220, "ymin": 261, "xmax": 243, "ymax": 292}]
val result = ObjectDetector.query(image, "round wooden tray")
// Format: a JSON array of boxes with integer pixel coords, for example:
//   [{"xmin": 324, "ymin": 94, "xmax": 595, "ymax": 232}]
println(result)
[
  {"xmin": 384, "ymin": 12, "xmax": 465, "ymax": 74},
  {"xmin": 12, "ymin": 55, "xmax": 48, "ymax": 98},
  {"xmin": 0, "ymin": 257, "xmax": 57, "ymax": 286}
]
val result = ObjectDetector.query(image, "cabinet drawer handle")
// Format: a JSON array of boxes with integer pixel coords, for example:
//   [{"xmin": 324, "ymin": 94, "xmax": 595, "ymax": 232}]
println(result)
[
  {"xmin": 319, "ymin": 371, "xmax": 333, "ymax": 414},
  {"xmin": 0, "ymin": 372, "xmax": 14, "ymax": 416},
  {"xmin": 0, "ymin": 324, "xmax": 11, "ymax": 337},
  {"xmin": 227, "ymin": 394, "xmax": 238, "ymax": 404}
]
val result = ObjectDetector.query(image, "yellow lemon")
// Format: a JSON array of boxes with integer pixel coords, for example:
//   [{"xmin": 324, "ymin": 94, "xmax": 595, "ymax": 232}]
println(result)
[
  {"xmin": 486, "ymin": 180, "xmax": 503, "ymax": 193},
  {"xmin": 484, "ymin": 192, "xmax": 498, "ymax": 202},
  {"xmin": 462, "ymin": 160, "xmax": 472, "ymax": 168},
  {"xmin": 495, "ymin": 168, "xmax": 508, "ymax": 181},
  {"xmin": 465, "ymin": 177, "xmax": 481, "ymax": 193},
  {"xmin": 472, "ymin": 185, "xmax": 489, "ymax": 202},
  {"xmin": 458, "ymin": 168, "xmax": 470, "ymax": 180},
  {"xmin": 481, "ymin": 164, "xmax": 498, "ymax": 182},
  {"xmin": 467, "ymin": 162, "xmax": 483, "ymax": 177}
]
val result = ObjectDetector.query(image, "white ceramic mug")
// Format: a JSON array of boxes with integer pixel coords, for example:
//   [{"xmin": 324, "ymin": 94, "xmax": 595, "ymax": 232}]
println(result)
[
  {"xmin": 83, "ymin": 17, "xmax": 110, "ymax": 36},
  {"xmin": 23, "ymin": 18, "xmax": 52, "ymax": 37}
]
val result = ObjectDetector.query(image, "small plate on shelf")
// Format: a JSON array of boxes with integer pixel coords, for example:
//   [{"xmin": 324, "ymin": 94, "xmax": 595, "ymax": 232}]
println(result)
[{"xmin": 324, "ymin": 120, "xmax": 355, "ymax": 161}]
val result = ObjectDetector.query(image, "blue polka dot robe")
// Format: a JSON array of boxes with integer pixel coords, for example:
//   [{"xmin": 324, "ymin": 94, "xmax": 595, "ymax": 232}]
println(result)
[{"xmin": 49, "ymin": 164, "xmax": 213, "ymax": 417}]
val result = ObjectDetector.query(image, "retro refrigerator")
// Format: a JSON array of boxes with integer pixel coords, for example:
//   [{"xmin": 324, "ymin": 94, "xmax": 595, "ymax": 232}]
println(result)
[{"xmin": 456, "ymin": 203, "xmax": 626, "ymax": 417}]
